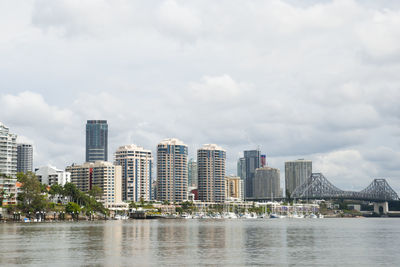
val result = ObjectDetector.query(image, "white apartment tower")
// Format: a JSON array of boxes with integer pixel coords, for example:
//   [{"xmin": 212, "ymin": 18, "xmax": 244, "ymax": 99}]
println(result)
[
  {"xmin": 114, "ymin": 144, "xmax": 153, "ymax": 202},
  {"xmin": 0, "ymin": 122, "xmax": 17, "ymax": 177},
  {"xmin": 156, "ymin": 138, "xmax": 188, "ymax": 203},
  {"xmin": 198, "ymin": 144, "xmax": 226, "ymax": 203}
]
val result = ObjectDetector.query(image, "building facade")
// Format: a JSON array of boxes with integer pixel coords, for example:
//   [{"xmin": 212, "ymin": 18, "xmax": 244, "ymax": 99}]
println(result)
[
  {"xmin": 237, "ymin": 157, "xmax": 246, "ymax": 181},
  {"xmin": 66, "ymin": 161, "xmax": 122, "ymax": 204},
  {"xmin": 261, "ymin": 154, "xmax": 266, "ymax": 167},
  {"xmin": 225, "ymin": 176, "xmax": 243, "ymax": 201},
  {"xmin": 285, "ymin": 159, "xmax": 312, "ymax": 196},
  {"xmin": 0, "ymin": 122, "xmax": 17, "ymax": 177},
  {"xmin": 188, "ymin": 159, "xmax": 198, "ymax": 188},
  {"xmin": 17, "ymin": 143, "xmax": 33, "ymax": 173},
  {"xmin": 86, "ymin": 120, "xmax": 108, "ymax": 162},
  {"xmin": 244, "ymin": 149, "xmax": 261, "ymax": 199},
  {"xmin": 254, "ymin": 167, "xmax": 280, "ymax": 199},
  {"xmin": 35, "ymin": 165, "xmax": 71, "ymax": 186},
  {"xmin": 114, "ymin": 144, "xmax": 153, "ymax": 202},
  {"xmin": 156, "ymin": 138, "xmax": 188, "ymax": 203},
  {"xmin": 0, "ymin": 175, "xmax": 18, "ymax": 205},
  {"xmin": 198, "ymin": 144, "xmax": 226, "ymax": 203}
]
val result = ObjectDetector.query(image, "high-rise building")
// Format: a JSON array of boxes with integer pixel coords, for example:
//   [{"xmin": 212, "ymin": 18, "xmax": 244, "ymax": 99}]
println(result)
[
  {"xmin": 285, "ymin": 159, "xmax": 312, "ymax": 196},
  {"xmin": 198, "ymin": 144, "xmax": 226, "ymax": 203},
  {"xmin": 244, "ymin": 149, "xmax": 261, "ymax": 199},
  {"xmin": 156, "ymin": 138, "xmax": 188, "ymax": 203},
  {"xmin": 254, "ymin": 167, "xmax": 280, "ymax": 199},
  {"xmin": 0, "ymin": 122, "xmax": 17, "ymax": 177},
  {"xmin": 261, "ymin": 154, "xmax": 266, "ymax": 167},
  {"xmin": 237, "ymin": 157, "xmax": 246, "ymax": 181},
  {"xmin": 225, "ymin": 176, "xmax": 243, "ymax": 201},
  {"xmin": 66, "ymin": 161, "xmax": 122, "ymax": 204},
  {"xmin": 114, "ymin": 144, "xmax": 153, "ymax": 202},
  {"xmin": 188, "ymin": 159, "xmax": 198, "ymax": 187},
  {"xmin": 86, "ymin": 120, "xmax": 108, "ymax": 162},
  {"xmin": 17, "ymin": 143, "xmax": 33, "ymax": 173},
  {"xmin": 35, "ymin": 165, "xmax": 71, "ymax": 186}
]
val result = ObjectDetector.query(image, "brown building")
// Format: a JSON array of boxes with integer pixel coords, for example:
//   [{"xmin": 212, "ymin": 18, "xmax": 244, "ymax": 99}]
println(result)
[
  {"xmin": 198, "ymin": 144, "xmax": 226, "ymax": 203},
  {"xmin": 225, "ymin": 176, "xmax": 243, "ymax": 200}
]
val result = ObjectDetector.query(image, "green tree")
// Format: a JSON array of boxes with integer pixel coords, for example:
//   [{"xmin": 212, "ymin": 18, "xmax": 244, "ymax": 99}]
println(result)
[
  {"xmin": 88, "ymin": 185, "xmax": 103, "ymax": 200},
  {"xmin": 49, "ymin": 184, "xmax": 64, "ymax": 197},
  {"xmin": 63, "ymin": 183, "xmax": 80, "ymax": 202},
  {"xmin": 66, "ymin": 202, "xmax": 81, "ymax": 214},
  {"xmin": 0, "ymin": 189, "xmax": 7, "ymax": 207},
  {"xmin": 17, "ymin": 172, "xmax": 48, "ymax": 212}
]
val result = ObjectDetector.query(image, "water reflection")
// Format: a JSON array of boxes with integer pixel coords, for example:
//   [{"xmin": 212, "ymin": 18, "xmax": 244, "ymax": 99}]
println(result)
[{"xmin": 1, "ymin": 219, "xmax": 400, "ymax": 266}]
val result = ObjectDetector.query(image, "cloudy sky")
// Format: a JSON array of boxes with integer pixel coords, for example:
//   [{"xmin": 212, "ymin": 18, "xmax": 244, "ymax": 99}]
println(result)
[{"xmin": 1, "ymin": 0, "xmax": 400, "ymax": 192}]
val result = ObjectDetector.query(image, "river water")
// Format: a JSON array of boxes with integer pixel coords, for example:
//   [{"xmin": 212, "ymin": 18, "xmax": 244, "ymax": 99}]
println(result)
[{"xmin": 0, "ymin": 218, "xmax": 399, "ymax": 266}]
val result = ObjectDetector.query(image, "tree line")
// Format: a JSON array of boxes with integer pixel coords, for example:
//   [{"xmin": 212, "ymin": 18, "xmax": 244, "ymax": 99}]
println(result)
[{"xmin": 1, "ymin": 172, "xmax": 107, "ymax": 217}]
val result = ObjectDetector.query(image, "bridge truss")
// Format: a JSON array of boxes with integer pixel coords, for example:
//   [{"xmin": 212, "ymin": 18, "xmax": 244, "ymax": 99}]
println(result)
[{"xmin": 291, "ymin": 173, "xmax": 399, "ymax": 202}]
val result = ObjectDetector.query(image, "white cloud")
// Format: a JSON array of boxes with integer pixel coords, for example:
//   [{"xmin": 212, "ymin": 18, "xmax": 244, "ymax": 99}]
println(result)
[{"xmin": 0, "ymin": 0, "xmax": 399, "ymax": 192}]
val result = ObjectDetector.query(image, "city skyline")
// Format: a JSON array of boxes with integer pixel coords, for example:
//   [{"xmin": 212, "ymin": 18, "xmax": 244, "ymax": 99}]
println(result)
[{"xmin": 0, "ymin": 1, "xmax": 399, "ymax": 193}]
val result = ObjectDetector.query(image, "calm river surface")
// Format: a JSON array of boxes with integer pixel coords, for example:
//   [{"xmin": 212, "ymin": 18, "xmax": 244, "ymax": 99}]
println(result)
[{"xmin": 0, "ymin": 218, "xmax": 399, "ymax": 266}]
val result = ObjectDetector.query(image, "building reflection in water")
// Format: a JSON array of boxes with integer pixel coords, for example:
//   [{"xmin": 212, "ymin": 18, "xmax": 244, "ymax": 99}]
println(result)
[{"xmin": 197, "ymin": 221, "xmax": 227, "ymax": 265}]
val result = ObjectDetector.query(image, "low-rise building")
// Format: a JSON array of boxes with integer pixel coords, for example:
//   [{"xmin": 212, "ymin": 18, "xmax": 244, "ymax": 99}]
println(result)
[
  {"xmin": 0, "ymin": 175, "xmax": 18, "ymax": 205},
  {"xmin": 35, "ymin": 165, "xmax": 71, "ymax": 186}
]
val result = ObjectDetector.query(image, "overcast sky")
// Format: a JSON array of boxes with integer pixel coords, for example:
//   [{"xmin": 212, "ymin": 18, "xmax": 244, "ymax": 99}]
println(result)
[{"xmin": 1, "ymin": 0, "xmax": 399, "ymax": 192}]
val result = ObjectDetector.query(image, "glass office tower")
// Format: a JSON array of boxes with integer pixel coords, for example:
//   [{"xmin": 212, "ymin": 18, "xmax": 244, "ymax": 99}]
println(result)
[{"xmin": 86, "ymin": 120, "xmax": 108, "ymax": 162}]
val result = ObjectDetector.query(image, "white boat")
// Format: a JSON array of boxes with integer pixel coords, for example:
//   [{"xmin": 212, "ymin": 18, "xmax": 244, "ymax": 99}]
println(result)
[
  {"xmin": 309, "ymin": 214, "xmax": 318, "ymax": 219},
  {"xmin": 241, "ymin": 212, "xmax": 257, "ymax": 219},
  {"xmin": 292, "ymin": 212, "xmax": 304, "ymax": 219},
  {"xmin": 180, "ymin": 213, "xmax": 192, "ymax": 219},
  {"xmin": 223, "ymin": 212, "xmax": 238, "ymax": 219}
]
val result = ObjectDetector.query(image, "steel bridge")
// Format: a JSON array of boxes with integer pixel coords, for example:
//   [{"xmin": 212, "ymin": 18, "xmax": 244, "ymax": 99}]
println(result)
[{"xmin": 291, "ymin": 173, "xmax": 399, "ymax": 202}]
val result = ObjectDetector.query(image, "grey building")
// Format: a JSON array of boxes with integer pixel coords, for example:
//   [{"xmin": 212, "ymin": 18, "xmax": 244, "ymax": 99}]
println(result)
[
  {"xmin": 237, "ymin": 157, "xmax": 246, "ymax": 181},
  {"xmin": 86, "ymin": 120, "xmax": 108, "ymax": 162},
  {"xmin": 254, "ymin": 167, "xmax": 280, "ymax": 199},
  {"xmin": 17, "ymin": 143, "xmax": 33, "ymax": 173},
  {"xmin": 244, "ymin": 149, "xmax": 261, "ymax": 199},
  {"xmin": 188, "ymin": 159, "xmax": 198, "ymax": 187},
  {"xmin": 285, "ymin": 159, "xmax": 312, "ymax": 196}
]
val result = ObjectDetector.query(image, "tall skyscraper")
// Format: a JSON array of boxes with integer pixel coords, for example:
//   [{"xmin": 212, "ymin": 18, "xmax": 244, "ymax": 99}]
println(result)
[
  {"xmin": 237, "ymin": 157, "xmax": 246, "ymax": 181},
  {"xmin": 244, "ymin": 149, "xmax": 261, "ymax": 199},
  {"xmin": 156, "ymin": 138, "xmax": 188, "ymax": 203},
  {"xmin": 17, "ymin": 143, "xmax": 33, "ymax": 173},
  {"xmin": 66, "ymin": 161, "xmax": 122, "ymax": 204},
  {"xmin": 114, "ymin": 144, "xmax": 153, "ymax": 202},
  {"xmin": 254, "ymin": 167, "xmax": 280, "ymax": 199},
  {"xmin": 198, "ymin": 144, "xmax": 226, "ymax": 203},
  {"xmin": 285, "ymin": 159, "xmax": 312, "ymax": 196},
  {"xmin": 188, "ymin": 159, "xmax": 198, "ymax": 187},
  {"xmin": 0, "ymin": 122, "xmax": 17, "ymax": 177},
  {"xmin": 86, "ymin": 120, "xmax": 108, "ymax": 162}
]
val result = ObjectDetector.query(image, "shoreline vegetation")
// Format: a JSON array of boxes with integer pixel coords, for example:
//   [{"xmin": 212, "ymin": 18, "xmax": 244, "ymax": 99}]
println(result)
[
  {"xmin": 1, "ymin": 173, "xmax": 397, "ymax": 223},
  {"xmin": 1, "ymin": 172, "xmax": 108, "ymax": 222}
]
